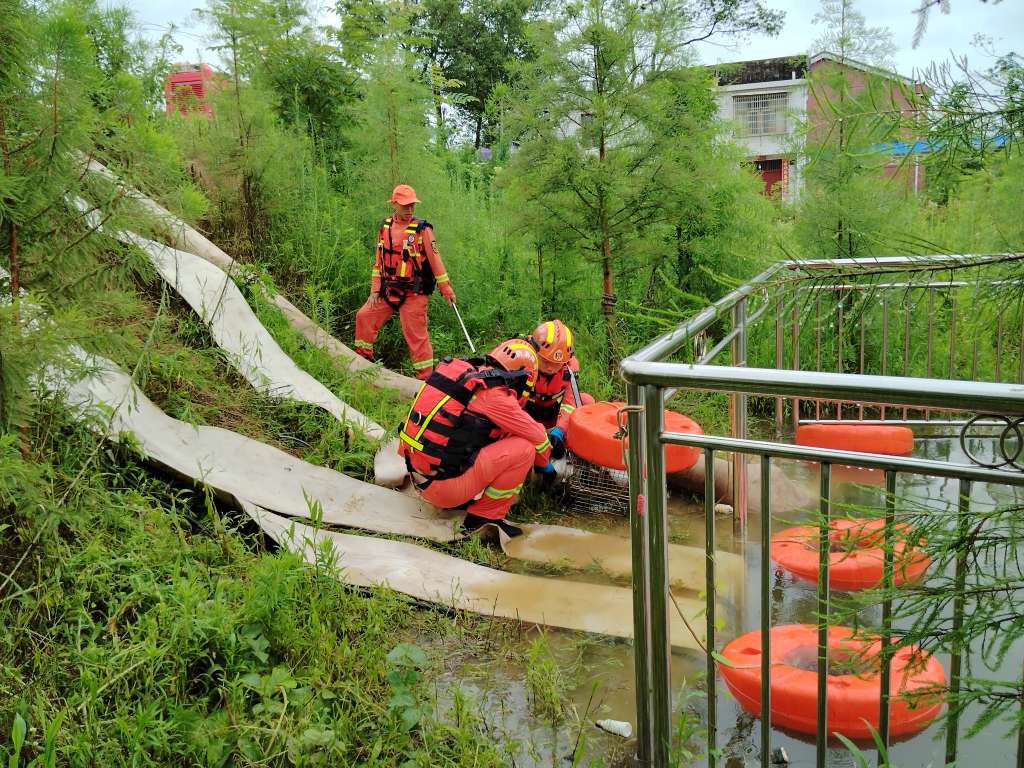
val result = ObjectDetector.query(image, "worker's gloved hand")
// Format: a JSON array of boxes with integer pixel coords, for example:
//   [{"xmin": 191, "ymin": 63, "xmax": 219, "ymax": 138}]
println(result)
[
  {"xmin": 440, "ymin": 284, "xmax": 456, "ymax": 303},
  {"xmin": 534, "ymin": 462, "xmax": 557, "ymax": 487},
  {"xmin": 548, "ymin": 427, "xmax": 566, "ymax": 460}
]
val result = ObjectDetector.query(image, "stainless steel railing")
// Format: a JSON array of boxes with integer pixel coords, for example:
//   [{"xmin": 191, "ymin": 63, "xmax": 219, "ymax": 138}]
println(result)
[{"xmin": 620, "ymin": 253, "xmax": 1024, "ymax": 767}]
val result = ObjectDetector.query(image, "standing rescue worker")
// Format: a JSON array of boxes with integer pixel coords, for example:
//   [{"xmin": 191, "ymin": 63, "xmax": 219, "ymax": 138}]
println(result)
[
  {"xmin": 526, "ymin": 319, "xmax": 594, "ymax": 460},
  {"xmin": 354, "ymin": 184, "xmax": 456, "ymax": 380},
  {"xmin": 398, "ymin": 339, "xmax": 553, "ymax": 537}
]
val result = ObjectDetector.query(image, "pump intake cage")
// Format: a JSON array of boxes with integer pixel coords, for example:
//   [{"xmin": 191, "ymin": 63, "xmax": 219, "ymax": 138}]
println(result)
[{"xmin": 564, "ymin": 450, "xmax": 629, "ymax": 515}]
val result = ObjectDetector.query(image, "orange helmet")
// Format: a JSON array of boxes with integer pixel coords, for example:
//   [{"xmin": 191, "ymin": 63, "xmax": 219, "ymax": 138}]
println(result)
[
  {"xmin": 529, "ymin": 320, "xmax": 574, "ymax": 365},
  {"xmin": 487, "ymin": 338, "xmax": 539, "ymax": 395}
]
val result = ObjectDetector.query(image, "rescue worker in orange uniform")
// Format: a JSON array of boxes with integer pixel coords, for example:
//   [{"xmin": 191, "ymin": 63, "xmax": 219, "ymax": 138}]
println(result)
[
  {"xmin": 354, "ymin": 184, "xmax": 455, "ymax": 380},
  {"xmin": 526, "ymin": 320, "xmax": 594, "ymax": 460},
  {"xmin": 398, "ymin": 339, "xmax": 554, "ymax": 537}
]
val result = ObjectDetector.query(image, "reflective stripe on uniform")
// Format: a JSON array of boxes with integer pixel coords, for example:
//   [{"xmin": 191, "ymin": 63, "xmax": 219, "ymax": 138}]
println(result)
[
  {"xmin": 354, "ymin": 339, "xmax": 373, "ymax": 350},
  {"xmin": 535, "ymin": 437, "xmax": 551, "ymax": 453},
  {"xmin": 484, "ymin": 484, "xmax": 521, "ymax": 500},
  {"xmin": 412, "ymin": 358, "xmax": 434, "ymax": 370},
  {"xmin": 399, "ymin": 431, "xmax": 425, "ymax": 451},
  {"xmin": 559, "ymin": 402, "xmax": 576, "ymax": 414},
  {"xmin": 435, "ymin": 272, "xmax": 449, "ymax": 283}
]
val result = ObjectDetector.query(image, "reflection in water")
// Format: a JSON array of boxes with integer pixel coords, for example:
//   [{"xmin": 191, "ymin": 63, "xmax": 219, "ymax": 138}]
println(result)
[{"xmin": 436, "ymin": 434, "xmax": 1023, "ymax": 766}]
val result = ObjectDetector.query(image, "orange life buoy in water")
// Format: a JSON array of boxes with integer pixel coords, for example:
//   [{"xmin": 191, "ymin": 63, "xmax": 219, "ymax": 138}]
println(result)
[
  {"xmin": 719, "ymin": 624, "xmax": 945, "ymax": 739},
  {"xmin": 772, "ymin": 518, "xmax": 930, "ymax": 591},
  {"xmin": 566, "ymin": 401, "xmax": 701, "ymax": 472},
  {"xmin": 796, "ymin": 424, "xmax": 914, "ymax": 455}
]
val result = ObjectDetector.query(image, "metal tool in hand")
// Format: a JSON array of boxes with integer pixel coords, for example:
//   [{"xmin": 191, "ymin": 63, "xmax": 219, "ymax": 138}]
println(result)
[
  {"xmin": 450, "ymin": 301, "xmax": 476, "ymax": 354},
  {"xmin": 568, "ymin": 368, "xmax": 583, "ymax": 411}
]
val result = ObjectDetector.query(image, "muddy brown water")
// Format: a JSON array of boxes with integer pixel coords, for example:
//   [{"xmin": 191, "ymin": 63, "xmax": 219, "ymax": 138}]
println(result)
[{"xmin": 430, "ymin": 432, "xmax": 1022, "ymax": 767}]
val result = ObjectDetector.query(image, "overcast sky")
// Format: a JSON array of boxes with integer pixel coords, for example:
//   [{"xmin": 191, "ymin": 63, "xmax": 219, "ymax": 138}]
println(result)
[{"xmin": 132, "ymin": 0, "xmax": 1022, "ymax": 80}]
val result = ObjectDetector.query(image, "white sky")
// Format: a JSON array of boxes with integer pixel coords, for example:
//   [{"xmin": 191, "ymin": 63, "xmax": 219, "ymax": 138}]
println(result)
[{"xmin": 131, "ymin": 0, "xmax": 1022, "ymax": 80}]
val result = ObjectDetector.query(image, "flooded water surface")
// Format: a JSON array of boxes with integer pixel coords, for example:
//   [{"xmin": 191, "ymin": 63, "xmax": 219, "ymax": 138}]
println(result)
[{"xmin": 432, "ymin": 431, "xmax": 1022, "ymax": 767}]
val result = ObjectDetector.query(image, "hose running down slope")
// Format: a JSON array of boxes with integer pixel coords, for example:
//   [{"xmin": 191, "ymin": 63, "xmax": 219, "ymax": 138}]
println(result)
[
  {"xmin": 54, "ymin": 350, "xmax": 724, "ymax": 648},
  {"xmin": 83, "ymin": 156, "xmax": 421, "ymax": 400}
]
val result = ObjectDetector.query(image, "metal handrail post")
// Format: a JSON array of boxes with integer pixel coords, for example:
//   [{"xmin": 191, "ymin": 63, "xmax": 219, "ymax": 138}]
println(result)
[
  {"xmin": 643, "ymin": 385, "xmax": 673, "ymax": 764},
  {"xmin": 731, "ymin": 297, "xmax": 749, "ymax": 521},
  {"xmin": 627, "ymin": 383, "xmax": 654, "ymax": 764}
]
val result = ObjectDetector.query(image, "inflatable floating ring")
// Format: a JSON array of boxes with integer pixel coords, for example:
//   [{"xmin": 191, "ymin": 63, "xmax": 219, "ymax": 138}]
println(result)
[
  {"xmin": 772, "ymin": 519, "xmax": 930, "ymax": 591},
  {"xmin": 719, "ymin": 624, "xmax": 945, "ymax": 739},
  {"xmin": 567, "ymin": 401, "xmax": 702, "ymax": 472},
  {"xmin": 796, "ymin": 424, "xmax": 914, "ymax": 455}
]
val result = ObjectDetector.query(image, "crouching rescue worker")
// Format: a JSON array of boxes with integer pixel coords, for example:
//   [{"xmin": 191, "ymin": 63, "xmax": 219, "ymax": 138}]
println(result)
[
  {"xmin": 354, "ymin": 184, "xmax": 455, "ymax": 380},
  {"xmin": 398, "ymin": 339, "xmax": 552, "ymax": 538},
  {"xmin": 526, "ymin": 319, "xmax": 594, "ymax": 461}
]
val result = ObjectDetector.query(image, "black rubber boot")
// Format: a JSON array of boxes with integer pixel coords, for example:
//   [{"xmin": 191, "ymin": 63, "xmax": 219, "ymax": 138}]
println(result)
[{"xmin": 461, "ymin": 512, "xmax": 524, "ymax": 538}]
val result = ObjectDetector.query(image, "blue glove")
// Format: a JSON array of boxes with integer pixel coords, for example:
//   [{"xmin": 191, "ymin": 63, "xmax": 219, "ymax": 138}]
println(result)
[
  {"xmin": 548, "ymin": 427, "xmax": 566, "ymax": 460},
  {"xmin": 534, "ymin": 461, "xmax": 557, "ymax": 486}
]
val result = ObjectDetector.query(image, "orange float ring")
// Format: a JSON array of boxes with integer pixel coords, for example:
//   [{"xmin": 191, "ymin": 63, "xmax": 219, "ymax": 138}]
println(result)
[
  {"xmin": 566, "ymin": 401, "xmax": 701, "ymax": 472},
  {"xmin": 796, "ymin": 424, "xmax": 914, "ymax": 455},
  {"xmin": 719, "ymin": 624, "xmax": 945, "ymax": 739},
  {"xmin": 772, "ymin": 519, "xmax": 930, "ymax": 591}
]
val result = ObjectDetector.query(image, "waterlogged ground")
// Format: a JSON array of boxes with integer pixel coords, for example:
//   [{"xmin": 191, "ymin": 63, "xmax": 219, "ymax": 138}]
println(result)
[{"xmin": 427, "ymin": 431, "xmax": 1024, "ymax": 767}]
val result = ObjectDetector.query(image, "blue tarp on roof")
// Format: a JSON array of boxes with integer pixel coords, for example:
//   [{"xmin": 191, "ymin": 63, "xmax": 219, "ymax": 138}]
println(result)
[{"xmin": 876, "ymin": 135, "xmax": 1010, "ymax": 155}]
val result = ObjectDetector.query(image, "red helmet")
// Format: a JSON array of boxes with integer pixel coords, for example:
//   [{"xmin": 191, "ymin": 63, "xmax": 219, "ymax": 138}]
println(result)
[
  {"xmin": 487, "ymin": 338, "xmax": 539, "ymax": 394},
  {"xmin": 529, "ymin": 319, "xmax": 574, "ymax": 365}
]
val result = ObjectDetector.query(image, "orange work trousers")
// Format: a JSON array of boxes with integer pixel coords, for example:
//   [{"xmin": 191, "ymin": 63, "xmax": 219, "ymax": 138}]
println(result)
[
  {"xmin": 354, "ymin": 293, "xmax": 434, "ymax": 379},
  {"xmin": 420, "ymin": 437, "xmax": 534, "ymax": 520}
]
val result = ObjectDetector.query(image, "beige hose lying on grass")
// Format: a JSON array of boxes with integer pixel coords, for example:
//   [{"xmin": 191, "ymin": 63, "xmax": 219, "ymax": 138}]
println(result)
[
  {"xmin": 56, "ymin": 351, "xmax": 742, "ymax": 600},
  {"xmin": 52, "ymin": 351, "xmax": 722, "ymax": 647},
  {"xmin": 72, "ymin": 196, "xmax": 406, "ymax": 487},
  {"xmin": 83, "ymin": 156, "xmax": 421, "ymax": 401},
  {"xmin": 242, "ymin": 502, "xmax": 709, "ymax": 649}
]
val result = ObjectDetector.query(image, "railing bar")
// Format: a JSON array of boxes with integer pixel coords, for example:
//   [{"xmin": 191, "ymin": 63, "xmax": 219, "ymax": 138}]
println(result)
[
  {"xmin": 996, "ymin": 311, "xmax": 1004, "ymax": 383},
  {"xmin": 775, "ymin": 293, "xmax": 784, "ymax": 435},
  {"xmin": 878, "ymin": 469, "xmax": 898, "ymax": 760},
  {"xmin": 926, "ymin": 289, "xmax": 935, "ymax": 421},
  {"xmin": 859, "ymin": 297, "xmax": 866, "ymax": 420},
  {"xmin": 1019, "ymin": 309, "xmax": 1024, "ymax": 384},
  {"xmin": 643, "ymin": 386, "xmax": 672, "ymax": 765},
  {"xmin": 816, "ymin": 462, "xmax": 832, "ymax": 768},
  {"xmin": 837, "ymin": 290, "xmax": 844, "ymax": 420},
  {"xmin": 799, "ymin": 419, "xmax": 984, "ymax": 427},
  {"xmin": 944, "ymin": 478, "xmax": 972, "ymax": 766},
  {"xmin": 626, "ymin": 383, "xmax": 653, "ymax": 765},
  {"xmin": 792, "ymin": 288, "xmax": 801, "ymax": 435},
  {"xmin": 620, "ymin": 361, "xmax": 1024, "ymax": 415},
  {"xmin": 816, "ymin": 296, "xmax": 822, "ymax": 420},
  {"xmin": 949, "ymin": 294, "xmax": 957, "ymax": 379},
  {"xmin": 630, "ymin": 263, "xmax": 786, "ymax": 363},
  {"xmin": 882, "ymin": 296, "xmax": 889, "ymax": 420},
  {"xmin": 902, "ymin": 299, "xmax": 911, "ymax": 420},
  {"xmin": 759, "ymin": 455, "xmax": 772, "ymax": 767},
  {"xmin": 1017, "ymin": 656, "xmax": 1024, "ymax": 768},
  {"xmin": 658, "ymin": 431, "xmax": 1024, "ymax": 487},
  {"xmin": 972, "ymin": 334, "xmax": 979, "ymax": 382},
  {"xmin": 705, "ymin": 446, "xmax": 718, "ymax": 768},
  {"xmin": 699, "ymin": 298, "xmax": 772, "ymax": 365}
]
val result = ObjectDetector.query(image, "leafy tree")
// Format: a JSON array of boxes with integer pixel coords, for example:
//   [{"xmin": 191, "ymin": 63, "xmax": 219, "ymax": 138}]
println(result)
[
  {"xmin": 810, "ymin": 0, "xmax": 896, "ymax": 67},
  {"xmin": 408, "ymin": 0, "xmax": 542, "ymax": 148},
  {"xmin": 505, "ymin": 0, "xmax": 783, "ymax": 370}
]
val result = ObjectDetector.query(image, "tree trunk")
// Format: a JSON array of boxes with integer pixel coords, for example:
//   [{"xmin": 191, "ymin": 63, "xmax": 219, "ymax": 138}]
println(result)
[
  {"xmin": 0, "ymin": 109, "xmax": 19, "ymax": 327},
  {"xmin": 474, "ymin": 113, "xmax": 482, "ymax": 150},
  {"xmin": 386, "ymin": 86, "xmax": 399, "ymax": 187},
  {"xmin": 536, "ymin": 241, "xmax": 545, "ymax": 316},
  {"xmin": 595, "ymin": 39, "xmax": 616, "ymax": 375}
]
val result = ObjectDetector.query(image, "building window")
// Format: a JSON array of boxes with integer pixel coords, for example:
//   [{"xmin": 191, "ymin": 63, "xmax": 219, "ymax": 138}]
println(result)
[{"xmin": 733, "ymin": 92, "xmax": 788, "ymax": 136}]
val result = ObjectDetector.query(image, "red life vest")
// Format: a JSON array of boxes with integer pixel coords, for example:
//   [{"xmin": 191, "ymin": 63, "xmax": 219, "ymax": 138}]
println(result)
[
  {"xmin": 399, "ymin": 357, "xmax": 526, "ymax": 483},
  {"xmin": 377, "ymin": 216, "xmax": 436, "ymax": 308},
  {"xmin": 525, "ymin": 367, "xmax": 570, "ymax": 424}
]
